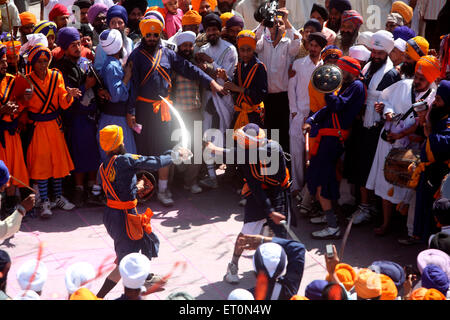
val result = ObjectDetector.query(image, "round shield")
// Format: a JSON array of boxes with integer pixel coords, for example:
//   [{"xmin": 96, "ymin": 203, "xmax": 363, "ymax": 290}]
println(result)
[
  {"xmin": 311, "ymin": 64, "xmax": 343, "ymax": 94},
  {"xmin": 136, "ymin": 170, "xmax": 156, "ymax": 203}
]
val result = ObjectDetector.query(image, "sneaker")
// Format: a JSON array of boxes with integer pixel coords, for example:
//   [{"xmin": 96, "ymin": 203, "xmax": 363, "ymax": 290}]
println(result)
[
  {"xmin": 40, "ymin": 199, "xmax": 53, "ymax": 219},
  {"xmin": 72, "ymin": 188, "xmax": 85, "ymax": 208},
  {"xmin": 184, "ymin": 184, "xmax": 202, "ymax": 194},
  {"xmin": 311, "ymin": 227, "xmax": 341, "ymax": 239},
  {"xmin": 157, "ymin": 190, "xmax": 174, "ymax": 207},
  {"xmin": 398, "ymin": 236, "xmax": 422, "ymax": 246},
  {"xmin": 199, "ymin": 177, "xmax": 219, "ymax": 189},
  {"xmin": 86, "ymin": 192, "xmax": 106, "ymax": 206},
  {"xmin": 238, "ymin": 198, "xmax": 247, "ymax": 207},
  {"xmin": 223, "ymin": 262, "xmax": 239, "ymax": 284},
  {"xmin": 166, "ymin": 189, "xmax": 173, "ymax": 198},
  {"xmin": 352, "ymin": 205, "xmax": 372, "ymax": 225},
  {"xmin": 310, "ymin": 215, "xmax": 327, "ymax": 225},
  {"xmin": 53, "ymin": 195, "xmax": 75, "ymax": 210}
]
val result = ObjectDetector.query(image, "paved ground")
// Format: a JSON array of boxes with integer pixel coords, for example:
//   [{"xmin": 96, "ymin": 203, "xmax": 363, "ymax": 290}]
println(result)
[{"xmin": 1, "ymin": 170, "xmax": 426, "ymax": 300}]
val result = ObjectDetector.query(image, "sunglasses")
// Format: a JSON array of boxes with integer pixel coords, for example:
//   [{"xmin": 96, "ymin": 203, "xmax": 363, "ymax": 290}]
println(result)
[{"xmin": 144, "ymin": 33, "xmax": 160, "ymax": 39}]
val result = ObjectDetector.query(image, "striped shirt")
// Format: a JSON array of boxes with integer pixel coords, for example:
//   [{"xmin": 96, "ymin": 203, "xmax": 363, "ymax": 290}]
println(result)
[{"xmin": 420, "ymin": 0, "xmax": 446, "ymax": 20}]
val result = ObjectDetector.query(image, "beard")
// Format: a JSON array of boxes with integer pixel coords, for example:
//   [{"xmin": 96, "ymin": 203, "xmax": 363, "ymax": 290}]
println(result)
[
  {"xmin": 207, "ymin": 34, "xmax": 219, "ymax": 46},
  {"xmin": 179, "ymin": 49, "xmax": 193, "ymax": 60},
  {"xmin": 369, "ymin": 56, "xmax": 388, "ymax": 75},
  {"xmin": 429, "ymin": 104, "xmax": 450, "ymax": 125},
  {"xmin": 327, "ymin": 19, "xmax": 340, "ymax": 33},
  {"xmin": 142, "ymin": 37, "xmax": 159, "ymax": 52},
  {"xmin": 94, "ymin": 22, "xmax": 108, "ymax": 34},
  {"xmin": 341, "ymin": 31, "xmax": 357, "ymax": 47},
  {"xmin": 401, "ymin": 61, "xmax": 416, "ymax": 78},
  {"xmin": 218, "ymin": 2, "xmax": 233, "ymax": 13}
]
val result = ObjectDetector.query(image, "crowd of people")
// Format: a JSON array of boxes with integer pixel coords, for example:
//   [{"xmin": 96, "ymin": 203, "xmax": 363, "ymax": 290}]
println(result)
[{"xmin": 0, "ymin": 0, "xmax": 449, "ymax": 301}]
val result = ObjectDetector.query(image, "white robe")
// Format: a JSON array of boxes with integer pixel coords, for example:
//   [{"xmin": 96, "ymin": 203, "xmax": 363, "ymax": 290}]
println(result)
[
  {"xmin": 365, "ymin": 79, "xmax": 436, "ymax": 204},
  {"xmin": 287, "ymin": 56, "xmax": 323, "ymax": 191},
  {"xmin": 198, "ymin": 39, "xmax": 238, "ymax": 140},
  {"xmin": 362, "ymin": 58, "xmax": 394, "ymax": 128}
]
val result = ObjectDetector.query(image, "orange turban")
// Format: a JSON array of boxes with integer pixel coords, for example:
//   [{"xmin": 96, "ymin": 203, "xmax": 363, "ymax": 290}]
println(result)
[
  {"xmin": 379, "ymin": 274, "xmax": 398, "ymax": 300},
  {"xmin": 290, "ymin": 295, "xmax": 309, "ymax": 300},
  {"xmin": 139, "ymin": 18, "xmax": 164, "ymax": 36},
  {"xmin": 405, "ymin": 36, "xmax": 429, "ymax": 62},
  {"xmin": 355, "ymin": 268, "xmax": 382, "ymax": 299},
  {"xmin": 327, "ymin": 263, "xmax": 356, "ymax": 291},
  {"xmin": 191, "ymin": 0, "xmax": 217, "ymax": 13},
  {"xmin": 415, "ymin": 55, "xmax": 441, "ymax": 84},
  {"xmin": 19, "ymin": 12, "xmax": 37, "ymax": 26},
  {"xmin": 182, "ymin": 10, "xmax": 202, "ymax": 26},
  {"xmin": 391, "ymin": 1, "xmax": 413, "ymax": 24},
  {"xmin": 423, "ymin": 288, "xmax": 447, "ymax": 300},
  {"xmin": 5, "ymin": 41, "xmax": 21, "ymax": 55},
  {"xmin": 99, "ymin": 125, "xmax": 124, "ymax": 152},
  {"xmin": 220, "ymin": 12, "xmax": 234, "ymax": 27},
  {"xmin": 70, "ymin": 288, "xmax": 103, "ymax": 300},
  {"xmin": 237, "ymin": 30, "xmax": 256, "ymax": 50},
  {"xmin": 411, "ymin": 288, "xmax": 446, "ymax": 300}
]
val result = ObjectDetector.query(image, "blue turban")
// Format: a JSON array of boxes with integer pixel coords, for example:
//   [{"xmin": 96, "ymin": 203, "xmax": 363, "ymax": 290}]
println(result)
[
  {"xmin": 0, "ymin": 44, "xmax": 6, "ymax": 58},
  {"xmin": 305, "ymin": 280, "xmax": 329, "ymax": 300},
  {"xmin": 0, "ymin": 160, "xmax": 9, "ymax": 187},
  {"xmin": 304, "ymin": 18, "xmax": 323, "ymax": 32},
  {"xmin": 0, "ymin": 249, "xmax": 10, "ymax": 271},
  {"xmin": 369, "ymin": 260, "xmax": 406, "ymax": 289},
  {"xmin": 329, "ymin": 0, "xmax": 352, "ymax": 13},
  {"xmin": 393, "ymin": 26, "xmax": 416, "ymax": 41},
  {"xmin": 56, "ymin": 27, "xmax": 80, "ymax": 51},
  {"xmin": 107, "ymin": 4, "xmax": 128, "ymax": 27},
  {"xmin": 226, "ymin": 15, "xmax": 244, "ymax": 29},
  {"xmin": 437, "ymin": 80, "xmax": 450, "ymax": 107},
  {"xmin": 422, "ymin": 264, "xmax": 450, "ymax": 295}
]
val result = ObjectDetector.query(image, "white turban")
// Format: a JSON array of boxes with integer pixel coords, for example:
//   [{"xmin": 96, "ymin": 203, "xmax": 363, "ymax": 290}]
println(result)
[
  {"xmin": 349, "ymin": 45, "xmax": 372, "ymax": 62},
  {"xmin": 386, "ymin": 12, "xmax": 404, "ymax": 26},
  {"xmin": 65, "ymin": 262, "xmax": 96, "ymax": 295},
  {"xmin": 119, "ymin": 253, "xmax": 151, "ymax": 290},
  {"xmin": 20, "ymin": 33, "xmax": 49, "ymax": 55},
  {"xmin": 99, "ymin": 28, "xmax": 123, "ymax": 55},
  {"xmin": 16, "ymin": 259, "xmax": 48, "ymax": 293},
  {"xmin": 394, "ymin": 38, "xmax": 407, "ymax": 52},
  {"xmin": 356, "ymin": 31, "xmax": 374, "ymax": 49},
  {"xmin": 371, "ymin": 30, "xmax": 395, "ymax": 54},
  {"xmin": 14, "ymin": 290, "xmax": 41, "ymax": 300},
  {"xmin": 252, "ymin": 242, "xmax": 287, "ymax": 279},
  {"xmin": 228, "ymin": 289, "xmax": 255, "ymax": 300},
  {"xmin": 176, "ymin": 31, "xmax": 196, "ymax": 47}
]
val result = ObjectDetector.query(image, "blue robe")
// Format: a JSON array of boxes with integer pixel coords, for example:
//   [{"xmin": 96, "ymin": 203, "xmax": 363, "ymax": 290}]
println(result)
[
  {"xmin": 230, "ymin": 55, "xmax": 268, "ymax": 129},
  {"xmin": 127, "ymin": 42, "xmax": 213, "ymax": 156},
  {"xmin": 100, "ymin": 152, "xmax": 173, "ymax": 263},
  {"xmin": 413, "ymin": 116, "xmax": 450, "ymax": 241},
  {"xmin": 306, "ymin": 79, "xmax": 366, "ymax": 200}
]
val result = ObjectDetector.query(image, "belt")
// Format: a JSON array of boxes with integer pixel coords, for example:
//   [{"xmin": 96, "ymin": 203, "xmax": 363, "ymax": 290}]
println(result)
[
  {"xmin": 0, "ymin": 118, "xmax": 18, "ymax": 148},
  {"xmin": 107, "ymin": 198, "xmax": 138, "ymax": 210},
  {"xmin": 28, "ymin": 111, "xmax": 59, "ymax": 122},
  {"xmin": 137, "ymin": 96, "xmax": 171, "ymax": 122}
]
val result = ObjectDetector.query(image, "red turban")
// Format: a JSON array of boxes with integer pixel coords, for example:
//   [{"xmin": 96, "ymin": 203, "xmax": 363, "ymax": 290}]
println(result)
[
  {"xmin": 341, "ymin": 10, "xmax": 364, "ymax": 28},
  {"xmin": 337, "ymin": 56, "xmax": 361, "ymax": 76},
  {"xmin": 49, "ymin": 4, "xmax": 71, "ymax": 22}
]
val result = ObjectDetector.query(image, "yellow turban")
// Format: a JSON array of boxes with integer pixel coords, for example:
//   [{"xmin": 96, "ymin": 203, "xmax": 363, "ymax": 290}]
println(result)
[
  {"xmin": 355, "ymin": 268, "xmax": 382, "ymax": 299},
  {"xmin": 139, "ymin": 18, "xmax": 164, "ymax": 36},
  {"xmin": 326, "ymin": 263, "xmax": 356, "ymax": 291},
  {"xmin": 391, "ymin": 1, "xmax": 413, "ymax": 24},
  {"xmin": 237, "ymin": 30, "xmax": 256, "ymax": 50},
  {"xmin": 70, "ymin": 288, "xmax": 103, "ymax": 300},
  {"xmin": 379, "ymin": 274, "xmax": 398, "ymax": 300},
  {"xmin": 5, "ymin": 41, "xmax": 21, "ymax": 55},
  {"xmin": 99, "ymin": 125, "xmax": 124, "ymax": 152},
  {"xmin": 415, "ymin": 55, "xmax": 441, "ymax": 84},
  {"xmin": 220, "ymin": 12, "xmax": 234, "ymax": 27},
  {"xmin": 191, "ymin": 0, "xmax": 217, "ymax": 13},
  {"xmin": 405, "ymin": 36, "xmax": 429, "ymax": 62},
  {"xmin": 182, "ymin": 10, "xmax": 202, "ymax": 26}
]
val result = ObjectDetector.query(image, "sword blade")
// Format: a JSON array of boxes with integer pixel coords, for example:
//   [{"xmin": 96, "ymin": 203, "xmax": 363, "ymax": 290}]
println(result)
[{"xmin": 339, "ymin": 215, "xmax": 354, "ymax": 261}]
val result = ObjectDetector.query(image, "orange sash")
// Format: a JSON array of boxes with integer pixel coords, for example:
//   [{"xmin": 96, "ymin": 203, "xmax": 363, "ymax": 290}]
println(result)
[
  {"xmin": 309, "ymin": 113, "xmax": 350, "ymax": 156},
  {"xmin": 140, "ymin": 48, "xmax": 172, "ymax": 88},
  {"xmin": 99, "ymin": 156, "xmax": 154, "ymax": 240},
  {"xmin": 137, "ymin": 95, "xmax": 172, "ymax": 122},
  {"xmin": 234, "ymin": 62, "xmax": 264, "ymax": 130},
  {"xmin": 241, "ymin": 166, "xmax": 291, "ymax": 197}
]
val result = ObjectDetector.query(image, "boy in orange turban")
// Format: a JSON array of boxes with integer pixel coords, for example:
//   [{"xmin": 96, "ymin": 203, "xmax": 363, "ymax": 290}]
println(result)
[
  {"xmin": 95, "ymin": 124, "xmax": 191, "ymax": 299},
  {"xmin": 19, "ymin": 12, "xmax": 37, "ymax": 44}
]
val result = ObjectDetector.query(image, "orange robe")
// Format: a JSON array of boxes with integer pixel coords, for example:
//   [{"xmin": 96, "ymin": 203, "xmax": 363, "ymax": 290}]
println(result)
[
  {"xmin": 16, "ymin": 69, "xmax": 74, "ymax": 180},
  {"xmin": 0, "ymin": 73, "xmax": 29, "ymax": 187}
]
